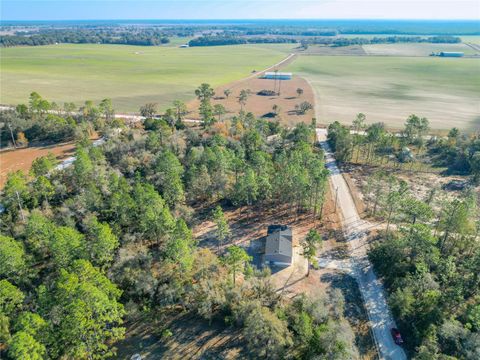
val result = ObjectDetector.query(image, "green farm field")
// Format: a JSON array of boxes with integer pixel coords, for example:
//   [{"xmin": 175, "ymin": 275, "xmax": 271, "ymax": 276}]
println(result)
[
  {"xmin": 0, "ymin": 43, "xmax": 288, "ymax": 112},
  {"xmin": 287, "ymin": 55, "xmax": 480, "ymax": 131},
  {"xmin": 362, "ymin": 42, "xmax": 478, "ymax": 56}
]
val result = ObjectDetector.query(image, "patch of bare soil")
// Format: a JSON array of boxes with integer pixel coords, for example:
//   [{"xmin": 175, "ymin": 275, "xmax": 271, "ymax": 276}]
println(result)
[
  {"xmin": 343, "ymin": 163, "xmax": 476, "ymax": 215},
  {"xmin": 187, "ymin": 75, "xmax": 316, "ymax": 127},
  {"xmin": 115, "ymin": 311, "xmax": 244, "ymax": 360},
  {"xmin": 0, "ymin": 142, "xmax": 76, "ymax": 187},
  {"xmin": 342, "ymin": 169, "xmax": 367, "ymax": 218},
  {"xmin": 192, "ymin": 202, "xmax": 315, "ymax": 252}
]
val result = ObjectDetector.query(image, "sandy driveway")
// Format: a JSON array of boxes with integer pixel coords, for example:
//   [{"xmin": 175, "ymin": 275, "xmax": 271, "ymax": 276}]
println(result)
[{"xmin": 316, "ymin": 128, "xmax": 407, "ymax": 360}]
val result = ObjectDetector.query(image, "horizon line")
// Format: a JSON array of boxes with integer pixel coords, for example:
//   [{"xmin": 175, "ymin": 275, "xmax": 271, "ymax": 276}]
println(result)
[{"xmin": 2, "ymin": 18, "xmax": 480, "ymax": 22}]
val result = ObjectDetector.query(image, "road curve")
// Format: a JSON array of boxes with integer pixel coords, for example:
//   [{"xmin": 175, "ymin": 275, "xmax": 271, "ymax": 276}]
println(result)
[{"xmin": 317, "ymin": 128, "xmax": 407, "ymax": 360}]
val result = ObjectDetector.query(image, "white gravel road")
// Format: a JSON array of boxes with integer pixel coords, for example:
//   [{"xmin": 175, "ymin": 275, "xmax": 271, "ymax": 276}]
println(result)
[{"xmin": 317, "ymin": 128, "xmax": 407, "ymax": 360}]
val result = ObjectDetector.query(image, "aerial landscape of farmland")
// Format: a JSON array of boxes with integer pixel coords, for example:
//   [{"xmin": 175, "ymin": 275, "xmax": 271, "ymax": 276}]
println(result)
[{"xmin": 0, "ymin": 5, "xmax": 479, "ymax": 360}]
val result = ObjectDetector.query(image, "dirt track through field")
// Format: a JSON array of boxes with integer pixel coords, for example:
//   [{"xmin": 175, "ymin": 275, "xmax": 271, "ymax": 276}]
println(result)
[{"xmin": 186, "ymin": 53, "xmax": 319, "ymax": 127}]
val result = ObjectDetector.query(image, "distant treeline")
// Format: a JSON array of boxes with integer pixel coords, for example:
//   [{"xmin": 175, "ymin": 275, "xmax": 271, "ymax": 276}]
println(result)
[
  {"xmin": 244, "ymin": 29, "xmax": 339, "ymax": 37},
  {"xmin": 189, "ymin": 35, "xmax": 461, "ymax": 47},
  {"xmin": 188, "ymin": 36, "xmax": 297, "ymax": 47},
  {"xmin": 305, "ymin": 35, "xmax": 461, "ymax": 47},
  {"xmin": 0, "ymin": 28, "xmax": 173, "ymax": 47},
  {"xmin": 221, "ymin": 20, "xmax": 480, "ymax": 35}
]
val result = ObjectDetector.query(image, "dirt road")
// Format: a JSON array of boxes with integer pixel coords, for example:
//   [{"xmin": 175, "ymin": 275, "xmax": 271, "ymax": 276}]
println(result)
[{"xmin": 316, "ymin": 128, "xmax": 407, "ymax": 360}]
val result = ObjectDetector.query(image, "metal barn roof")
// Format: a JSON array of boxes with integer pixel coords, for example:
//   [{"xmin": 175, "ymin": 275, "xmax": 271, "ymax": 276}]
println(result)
[{"xmin": 264, "ymin": 72, "xmax": 292, "ymax": 76}]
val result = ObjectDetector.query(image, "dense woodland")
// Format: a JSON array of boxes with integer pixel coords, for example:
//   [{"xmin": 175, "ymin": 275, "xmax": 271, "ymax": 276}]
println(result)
[
  {"xmin": 0, "ymin": 28, "xmax": 173, "ymax": 47},
  {"xmin": 0, "ymin": 88, "xmax": 366, "ymax": 359},
  {"xmin": 367, "ymin": 178, "xmax": 480, "ymax": 359},
  {"xmin": 301, "ymin": 35, "xmax": 461, "ymax": 48},
  {"xmin": 188, "ymin": 35, "xmax": 297, "ymax": 46},
  {"xmin": 328, "ymin": 118, "xmax": 480, "ymax": 359},
  {"xmin": 189, "ymin": 35, "xmax": 460, "ymax": 47},
  {"xmin": 1, "ymin": 93, "xmax": 117, "ymax": 147}
]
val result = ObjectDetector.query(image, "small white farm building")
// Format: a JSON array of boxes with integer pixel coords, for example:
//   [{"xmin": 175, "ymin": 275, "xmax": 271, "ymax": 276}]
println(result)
[{"xmin": 264, "ymin": 72, "xmax": 292, "ymax": 80}]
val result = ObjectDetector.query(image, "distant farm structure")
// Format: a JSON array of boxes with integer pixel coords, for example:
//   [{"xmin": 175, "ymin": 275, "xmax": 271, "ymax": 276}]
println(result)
[
  {"xmin": 261, "ymin": 72, "xmax": 293, "ymax": 95},
  {"xmin": 263, "ymin": 72, "xmax": 292, "ymax": 80},
  {"xmin": 431, "ymin": 51, "xmax": 464, "ymax": 57},
  {"xmin": 440, "ymin": 51, "xmax": 464, "ymax": 57}
]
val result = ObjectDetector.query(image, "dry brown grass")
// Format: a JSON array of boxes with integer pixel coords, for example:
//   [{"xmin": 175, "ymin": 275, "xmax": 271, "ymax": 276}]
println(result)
[{"xmin": 187, "ymin": 75, "xmax": 316, "ymax": 127}]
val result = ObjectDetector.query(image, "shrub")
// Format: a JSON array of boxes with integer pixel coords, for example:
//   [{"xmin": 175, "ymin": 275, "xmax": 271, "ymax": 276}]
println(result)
[{"xmin": 257, "ymin": 90, "xmax": 277, "ymax": 96}]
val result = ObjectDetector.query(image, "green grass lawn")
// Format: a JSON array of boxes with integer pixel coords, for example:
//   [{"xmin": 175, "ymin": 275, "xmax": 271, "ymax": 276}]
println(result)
[
  {"xmin": 287, "ymin": 55, "xmax": 480, "ymax": 131},
  {"xmin": 1, "ymin": 43, "xmax": 287, "ymax": 112}
]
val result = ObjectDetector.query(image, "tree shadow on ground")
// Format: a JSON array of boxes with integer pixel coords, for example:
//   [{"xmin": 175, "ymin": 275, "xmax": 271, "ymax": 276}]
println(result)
[
  {"xmin": 320, "ymin": 272, "xmax": 377, "ymax": 359},
  {"xmin": 115, "ymin": 311, "xmax": 247, "ymax": 360},
  {"xmin": 321, "ymin": 245, "xmax": 350, "ymax": 259}
]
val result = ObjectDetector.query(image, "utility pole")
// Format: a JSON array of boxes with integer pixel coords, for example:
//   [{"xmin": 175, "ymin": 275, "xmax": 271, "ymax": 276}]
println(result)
[
  {"xmin": 15, "ymin": 191, "xmax": 25, "ymax": 222},
  {"xmin": 334, "ymin": 186, "xmax": 339, "ymax": 214},
  {"xmin": 8, "ymin": 124, "xmax": 17, "ymax": 148},
  {"xmin": 274, "ymin": 69, "xmax": 279, "ymax": 95},
  {"xmin": 318, "ymin": 186, "xmax": 326, "ymax": 222}
]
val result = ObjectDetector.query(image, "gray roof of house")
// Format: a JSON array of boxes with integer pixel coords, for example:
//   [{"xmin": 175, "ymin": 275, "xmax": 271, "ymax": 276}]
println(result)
[{"xmin": 265, "ymin": 226, "xmax": 292, "ymax": 258}]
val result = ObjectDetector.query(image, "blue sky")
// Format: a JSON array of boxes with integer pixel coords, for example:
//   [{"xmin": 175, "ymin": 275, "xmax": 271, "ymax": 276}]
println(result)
[{"xmin": 2, "ymin": 0, "xmax": 479, "ymax": 21}]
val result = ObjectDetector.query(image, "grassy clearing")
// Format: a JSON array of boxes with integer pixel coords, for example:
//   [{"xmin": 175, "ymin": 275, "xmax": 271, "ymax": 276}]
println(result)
[
  {"xmin": 461, "ymin": 35, "xmax": 480, "ymax": 44},
  {"xmin": 286, "ymin": 55, "xmax": 480, "ymax": 130},
  {"xmin": 0, "ymin": 43, "xmax": 287, "ymax": 112}
]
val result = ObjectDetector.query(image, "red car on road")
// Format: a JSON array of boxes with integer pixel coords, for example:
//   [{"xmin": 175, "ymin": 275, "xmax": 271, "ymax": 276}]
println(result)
[{"xmin": 391, "ymin": 328, "xmax": 404, "ymax": 345}]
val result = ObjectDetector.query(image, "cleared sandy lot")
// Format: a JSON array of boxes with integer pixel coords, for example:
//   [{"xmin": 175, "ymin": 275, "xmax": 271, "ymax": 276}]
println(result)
[{"xmin": 187, "ymin": 75, "xmax": 316, "ymax": 127}]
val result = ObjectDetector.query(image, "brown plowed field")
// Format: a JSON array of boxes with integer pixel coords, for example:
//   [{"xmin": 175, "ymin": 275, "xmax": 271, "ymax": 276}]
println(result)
[{"xmin": 0, "ymin": 142, "xmax": 75, "ymax": 187}]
